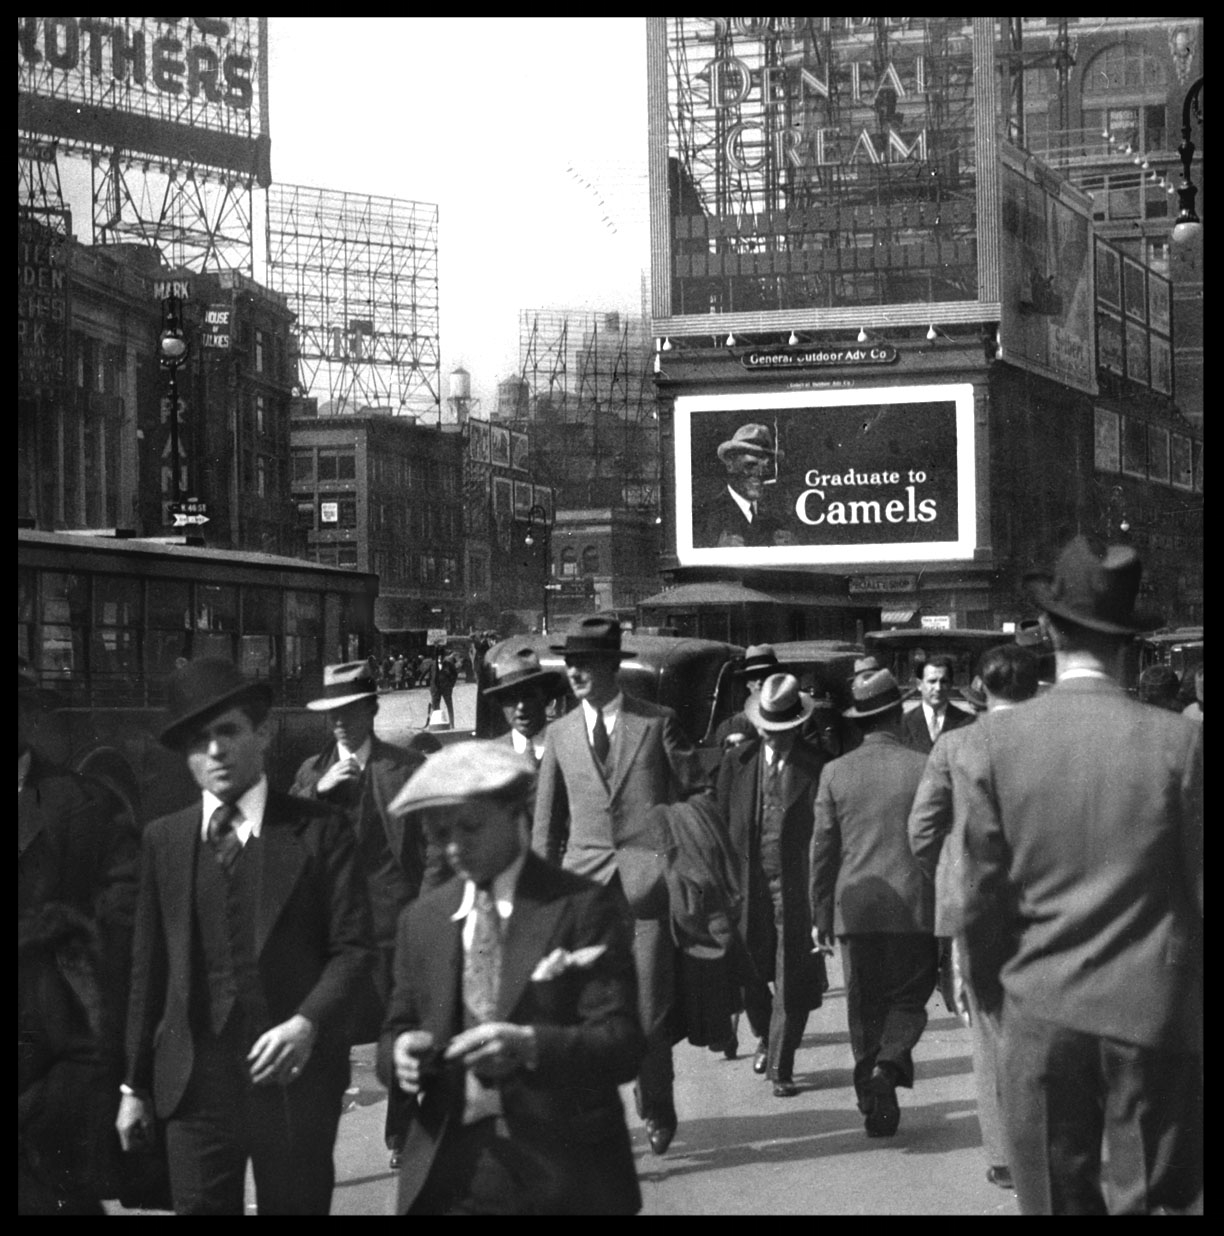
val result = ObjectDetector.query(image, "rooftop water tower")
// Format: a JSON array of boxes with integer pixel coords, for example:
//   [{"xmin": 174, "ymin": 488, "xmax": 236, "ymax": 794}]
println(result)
[{"xmin": 446, "ymin": 365, "xmax": 471, "ymax": 426}]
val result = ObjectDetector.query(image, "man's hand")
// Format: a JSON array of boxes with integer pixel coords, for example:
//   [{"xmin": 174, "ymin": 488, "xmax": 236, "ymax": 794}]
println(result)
[
  {"xmin": 248, "ymin": 1013, "xmax": 316, "ymax": 1085},
  {"xmin": 393, "ymin": 1030, "xmax": 440, "ymax": 1096},
  {"xmin": 444, "ymin": 1023, "xmax": 537, "ymax": 1081},
  {"xmin": 811, "ymin": 926, "xmax": 835, "ymax": 955},
  {"xmin": 116, "ymin": 1093, "xmax": 154, "ymax": 1153},
  {"xmin": 316, "ymin": 756, "xmax": 361, "ymax": 795}
]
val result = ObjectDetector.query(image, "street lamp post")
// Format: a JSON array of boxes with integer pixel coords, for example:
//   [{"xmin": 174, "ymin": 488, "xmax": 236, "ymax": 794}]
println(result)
[
  {"xmin": 1172, "ymin": 76, "xmax": 1205, "ymax": 256},
  {"xmin": 523, "ymin": 503, "xmax": 553, "ymax": 635},
  {"xmin": 158, "ymin": 295, "xmax": 190, "ymax": 504}
]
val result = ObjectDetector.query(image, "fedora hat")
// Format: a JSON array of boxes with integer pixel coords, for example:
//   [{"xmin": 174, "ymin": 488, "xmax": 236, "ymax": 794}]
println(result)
[
  {"xmin": 305, "ymin": 662, "xmax": 379, "ymax": 711},
  {"xmin": 842, "ymin": 668, "xmax": 904, "ymax": 719},
  {"xmin": 736, "ymin": 643, "xmax": 780, "ymax": 681},
  {"xmin": 388, "ymin": 741, "xmax": 534, "ymax": 816},
  {"xmin": 550, "ymin": 615, "xmax": 632, "ymax": 660},
  {"xmin": 1025, "ymin": 535, "xmax": 1145, "ymax": 635},
  {"xmin": 716, "ymin": 423, "xmax": 783, "ymax": 464},
  {"xmin": 159, "ymin": 658, "xmax": 273, "ymax": 749},
  {"xmin": 482, "ymin": 645, "xmax": 565, "ymax": 698},
  {"xmin": 744, "ymin": 673, "xmax": 814, "ymax": 732},
  {"xmin": 962, "ymin": 675, "xmax": 988, "ymax": 711}
]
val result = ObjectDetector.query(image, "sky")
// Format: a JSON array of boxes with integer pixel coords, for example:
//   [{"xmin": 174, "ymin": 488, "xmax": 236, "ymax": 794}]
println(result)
[{"xmin": 266, "ymin": 17, "xmax": 652, "ymax": 409}]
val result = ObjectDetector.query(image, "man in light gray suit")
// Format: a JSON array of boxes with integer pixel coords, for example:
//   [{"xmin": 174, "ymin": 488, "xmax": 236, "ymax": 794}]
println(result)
[
  {"xmin": 532, "ymin": 616, "xmax": 705, "ymax": 1156},
  {"xmin": 960, "ymin": 537, "xmax": 1202, "ymax": 1215}
]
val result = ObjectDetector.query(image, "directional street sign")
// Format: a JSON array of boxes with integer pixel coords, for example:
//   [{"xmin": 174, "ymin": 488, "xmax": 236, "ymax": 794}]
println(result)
[
  {"xmin": 543, "ymin": 583, "xmax": 564, "ymax": 592},
  {"xmin": 167, "ymin": 498, "xmax": 210, "ymax": 528}
]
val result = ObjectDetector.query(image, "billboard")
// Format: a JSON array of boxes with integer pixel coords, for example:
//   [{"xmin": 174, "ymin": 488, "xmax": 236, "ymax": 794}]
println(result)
[
  {"xmin": 674, "ymin": 385, "xmax": 976, "ymax": 566},
  {"xmin": 648, "ymin": 18, "xmax": 1001, "ymax": 335},
  {"xmin": 18, "ymin": 210, "xmax": 70, "ymax": 396},
  {"xmin": 17, "ymin": 17, "xmax": 269, "ymax": 180}
]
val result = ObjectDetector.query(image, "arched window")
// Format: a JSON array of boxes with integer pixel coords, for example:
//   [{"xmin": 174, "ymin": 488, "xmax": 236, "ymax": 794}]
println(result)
[
  {"xmin": 581, "ymin": 546, "xmax": 600, "ymax": 575},
  {"xmin": 560, "ymin": 547, "xmax": 578, "ymax": 578}
]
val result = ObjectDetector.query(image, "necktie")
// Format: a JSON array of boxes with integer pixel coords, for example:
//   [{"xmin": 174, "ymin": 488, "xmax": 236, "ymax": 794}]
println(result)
[
  {"xmin": 749, "ymin": 502, "xmax": 758, "ymax": 522},
  {"xmin": 928, "ymin": 711, "xmax": 942, "ymax": 743},
  {"xmin": 208, "ymin": 802, "xmax": 242, "ymax": 874},
  {"xmin": 592, "ymin": 710, "xmax": 610, "ymax": 766},
  {"xmin": 463, "ymin": 885, "xmax": 502, "ymax": 1026}
]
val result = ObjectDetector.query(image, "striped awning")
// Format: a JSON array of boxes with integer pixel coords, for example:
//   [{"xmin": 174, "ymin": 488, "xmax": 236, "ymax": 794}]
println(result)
[{"xmin": 880, "ymin": 609, "xmax": 917, "ymax": 625}]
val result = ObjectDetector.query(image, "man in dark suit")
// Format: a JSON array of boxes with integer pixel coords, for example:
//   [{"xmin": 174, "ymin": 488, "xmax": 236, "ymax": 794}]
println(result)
[
  {"xmin": 290, "ymin": 661, "xmax": 427, "ymax": 1167},
  {"xmin": 693, "ymin": 423, "xmax": 794, "ymax": 549},
  {"xmin": 379, "ymin": 741, "xmax": 644, "ymax": 1215},
  {"xmin": 482, "ymin": 644, "xmax": 567, "ymax": 768},
  {"xmin": 960, "ymin": 537, "xmax": 1203, "ymax": 1214},
  {"xmin": 811, "ymin": 669, "xmax": 937, "ymax": 1138},
  {"xmin": 532, "ymin": 615, "xmax": 705, "ymax": 1155},
  {"xmin": 116, "ymin": 659, "xmax": 373, "ymax": 1215},
  {"xmin": 901, "ymin": 654, "xmax": 976, "ymax": 753},
  {"xmin": 715, "ymin": 673, "xmax": 827, "ymax": 1097}
]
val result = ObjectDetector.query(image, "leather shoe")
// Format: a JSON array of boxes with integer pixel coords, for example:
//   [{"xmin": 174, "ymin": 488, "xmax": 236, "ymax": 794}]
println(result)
[
  {"xmin": 772, "ymin": 1079, "xmax": 799, "ymax": 1098},
  {"xmin": 752, "ymin": 1039, "xmax": 769, "ymax": 1075},
  {"xmin": 863, "ymin": 1066, "xmax": 901, "ymax": 1138},
  {"xmin": 389, "ymin": 1150, "xmax": 403, "ymax": 1170},
  {"xmin": 644, "ymin": 1117, "xmax": 676, "ymax": 1156},
  {"xmin": 986, "ymin": 1166, "xmax": 1015, "ymax": 1190}
]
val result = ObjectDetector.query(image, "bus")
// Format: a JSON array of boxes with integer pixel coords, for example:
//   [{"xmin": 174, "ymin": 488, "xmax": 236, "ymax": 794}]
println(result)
[{"xmin": 18, "ymin": 528, "xmax": 378, "ymax": 825}]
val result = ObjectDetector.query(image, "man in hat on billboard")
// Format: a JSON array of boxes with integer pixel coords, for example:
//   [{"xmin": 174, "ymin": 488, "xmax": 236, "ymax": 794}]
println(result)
[
  {"xmin": 694, "ymin": 423, "xmax": 795, "ymax": 549},
  {"xmin": 715, "ymin": 673, "xmax": 828, "ymax": 1097},
  {"xmin": 960, "ymin": 537, "xmax": 1203, "ymax": 1215},
  {"xmin": 116, "ymin": 659, "xmax": 373, "ymax": 1215},
  {"xmin": 482, "ymin": 645, "xmax": 567, "ymax": 768},
  {"xmin": 378, "ymin": 742, "xmax": 644, "ymax": 1214},
  {"xmin": 532, "ymin": 615, "xmax": 705, "ymax": 1156},
  {"xmin": 810, "ymin": 669, "xmax": 937, "ymax": 1138},
  {"xmin": 290, "ymin": 661, "xmax": 428, "ymax": 1167}
]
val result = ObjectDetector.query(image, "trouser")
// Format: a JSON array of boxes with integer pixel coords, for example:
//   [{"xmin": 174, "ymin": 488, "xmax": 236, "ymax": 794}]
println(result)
[
  {"xmin": 164, "ymin": 1029, "xmax": 348, "ymax": 1215},
  {"xmin": 998, "ymin": 1002, "xmax": 1203, "ymax": 1215},
  {"xmin": 428, "ymin": 687, "xmax": 456, "ymax": 728},
  {"xmin": 840, "ymin": 933, "xmax": 938, "ymax": 1103},
  {"xmin": 742, "ymin": 874, "xmax": 810, "ymax": 1081},
  {"xmin": 964, "ymin": 976, "xmax": 1007, "ymax": 1168}
]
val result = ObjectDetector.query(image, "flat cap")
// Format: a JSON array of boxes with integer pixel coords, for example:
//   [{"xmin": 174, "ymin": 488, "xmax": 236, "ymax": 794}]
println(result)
[{"xmin": 388, "ymin": 740, "xmax": 535, "ymax": 815}]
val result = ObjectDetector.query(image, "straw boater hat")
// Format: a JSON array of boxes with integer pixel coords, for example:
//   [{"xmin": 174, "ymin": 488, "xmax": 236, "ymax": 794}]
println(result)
[
  {"xmin": 482, "ymin": 645, "xmax": 566, "ymax": 699},
  {"xmin": 388, "ymin": 741, "xmax": 534, "ymax": 816},
  {"xmin": 842, "ymin": 669, "xmax": 904, "ymax": 720},
  {"xmin": 158, "ymin": 658, "xmax": 273, "ymax": 749},
  {"xmin": 305, "ymin": 662, "xmax": 380, "ymax": 712},
  {"xmin": 744, "ymin": 673, "xmax": 815, "ymax": 733},
  {"xmin": 550, "ymin": 615, "xmax": 633, "ymax": 661},
  {"xmin": 716, "ymin": 423, "xmax": 783, "ymax": 464},
  {"xmin": 1024, "ymin": 535, "xmax": 1146, "ymax": 635},
  {"xmin": 736, "ymin": 644, "xmax": 781, "ymax": 681}
]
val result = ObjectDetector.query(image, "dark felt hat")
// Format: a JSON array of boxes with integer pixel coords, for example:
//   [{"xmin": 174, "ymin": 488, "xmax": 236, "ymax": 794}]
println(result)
[
  {"xmin": 482, "ymin": 645, "xmax": 566, "ymax": 698},
  {"xmin": 305, "ymin": 662, "xmax": 379, "ymax": 711},
  {"xmin": 842, "ymin": 669, "xmax": 904, "ymax": 719},
  {"xmin": 550, "ymin": 615, "xmax": 632, "ymax": 660},
  {"xmin": 159, "ymin": 657, "xmax": 273, "ymax": 749},
  {"xmin": 717, "ymin": 423, "xmax": 784, "ymax": 463},
  {"xmin": 1025, "ymin": 535, "xmax": 1145, "ymax": 635}
]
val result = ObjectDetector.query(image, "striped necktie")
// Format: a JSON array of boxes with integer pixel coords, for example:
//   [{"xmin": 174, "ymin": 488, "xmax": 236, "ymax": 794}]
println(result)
[
  {"xmin": 463, "ymin": 885, "xmax": 502, "ymax": 1026},
  {"xmin": 207, "ymin": 802, "xmax": 243, "ymax": 874}
]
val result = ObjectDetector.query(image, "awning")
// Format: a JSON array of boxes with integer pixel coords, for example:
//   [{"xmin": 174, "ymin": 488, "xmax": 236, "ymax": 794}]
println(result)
[
  {"xmin": 638, "ymin": 582, "xmax": 777, "ymax": 608},
  {"xmin": 880, "ymin": 609, "xmax": 917, "ymax": 625}
]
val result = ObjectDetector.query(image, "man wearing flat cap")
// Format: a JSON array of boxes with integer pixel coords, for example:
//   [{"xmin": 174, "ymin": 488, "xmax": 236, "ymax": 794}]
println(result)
[
  {"xmin": 959, "ymin": 537, "xmax": 1203, "ymax": 1215},
  {"xmin": 290, "ymin": 662, "xmax": 427, "ymax": 1166},
  {"xmin": 532, "ymin": 615, "xmax": 705, "ymax": 1156},
  {"xmin": 378, "ymin": 742, "xmax": 644, "ymax": 1214},
  {"xmin": 694, "ymin": 423, "xmax": 795, "ymax": 549},
  {"xmin": 810, "ymin": 668, "xmax": 937, "ymax": 1139},
  {"xmin": 482, "ymin": 644, "xmax": 567, "ymax": 768},
  {"xmin": 116, "ymin": 659, "xmax": 373, "ymax": 1215}
]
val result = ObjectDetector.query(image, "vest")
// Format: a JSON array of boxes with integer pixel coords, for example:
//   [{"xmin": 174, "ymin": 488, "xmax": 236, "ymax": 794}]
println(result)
[{"xmin": 759, "ymin": 757, "xmax": 787, "ymax": 880}]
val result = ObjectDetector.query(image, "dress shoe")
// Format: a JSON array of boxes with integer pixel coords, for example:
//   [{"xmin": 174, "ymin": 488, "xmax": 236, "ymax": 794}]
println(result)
[
  {"xmin": 772, "ymin": 1079, "xmax": 799, "ymax": 1098},
  {"xmin": 644, "ymin": 1117, "xmax": 676, "ymax": 1156},
  {"xmin": 752, "ymin": 1039, "xmax": 769, "ymax": 1075},
  {"xmin": 389, "ymin": 1149, "xmax": 403, "ymax": 1170},
  {"xmin": 863, "ymin": 1066, "xmax": 901, "ymax": 1138},
  {"xmin": 707, "ymin": 1031, "xmax": 739, "ymax": 1060},
  {"xmin": 986, "ymin": 1166, "xmax": 1015, "ymax": 1190}
]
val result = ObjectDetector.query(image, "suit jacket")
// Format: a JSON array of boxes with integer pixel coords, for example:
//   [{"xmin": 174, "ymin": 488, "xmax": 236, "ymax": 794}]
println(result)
[
  {"xmin": 810, "ymin": 732, "xmax": 933, "ymax": 937},
  {"xmin": 532, "ymin": 693, "xmax": 705, "ymax": 917},
  {"xmin": 715, "ymin": 738, "xmax": 827, "ymax": 1011},
  {"xmin": 901, "ymin": 702, "xmax": 975, "ymax": 755},
  {"xmin": 124, "ymin": 789, "xmax": 374, "ymax": 1119},
  {"xmin": 376, "ymin": 852, "xmax": 644, "ymax": 1215},
  {"xmin": 693, "ymin": 483, "xmax": 788, "ymax": 549},
  {"xmin": 960, "ymin": 678, "xmax": 1203, "ymax": 1052}
]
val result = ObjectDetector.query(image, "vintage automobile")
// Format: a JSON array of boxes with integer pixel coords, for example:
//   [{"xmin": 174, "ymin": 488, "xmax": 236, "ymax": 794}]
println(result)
[{"xmin": 862, "ymin": 628, "xmax": 1018, "ymax": 706}]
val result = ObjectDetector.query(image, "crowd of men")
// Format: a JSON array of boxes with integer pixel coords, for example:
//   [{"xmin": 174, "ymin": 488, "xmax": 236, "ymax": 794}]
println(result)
[{"xmin": 18, "ymin": 534, "xmax": 1201, "ymax": 1215}]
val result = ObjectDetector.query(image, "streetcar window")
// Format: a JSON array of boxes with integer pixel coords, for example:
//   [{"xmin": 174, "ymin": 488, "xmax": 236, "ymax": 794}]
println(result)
[
  {"xmin": 18, "ymin": 567, "xmax": 36, "ymax": 664},
  {"xmin": 40, "ymin": 573, "xmax": 89, "ymax": 683},
  {"xmin": 285, "ymin": 590, "xmax": 322, "ymax": 685},
  {"xmin": 92, "ymin": 575, "xmax": 142, "ymax": 702},
  {"xmin": 240, "ymin": 586, "xmax": 282, "ymax": 681}
]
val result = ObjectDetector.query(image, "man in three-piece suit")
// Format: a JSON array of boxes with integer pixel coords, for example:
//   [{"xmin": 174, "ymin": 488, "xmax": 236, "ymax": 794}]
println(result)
[
  {"xmin": 960, "ymin": 537, "xmax": 1203, "ymax": 1214},
  {"xmin": 811, "ymin": 669, "xmax": 938, "ymax": 1138},
  {"xmin": 289, "ymin": 661, "xmax": 427, "ymax": 1167},
  {"xmin": 900, "ymin": 654, "xmax": 976, "ymax": 754},
  {"xmin": 116, "ymin": 659, "xmax": 373, "ymax": 1215},
  {"xmin": 532, "ymin": 615, "xmax": 706, "ymax": 1156},
  {"xmin": 379, "ymin": 742, "xmax": 644, "ymax": 1214},
  {"xmin": 715, "ymin": 673, "xmax": 828, "ymax": 1097},
  {"xmin": 482, "ymin": 645, "xmax": 567, "ymax": 768}
]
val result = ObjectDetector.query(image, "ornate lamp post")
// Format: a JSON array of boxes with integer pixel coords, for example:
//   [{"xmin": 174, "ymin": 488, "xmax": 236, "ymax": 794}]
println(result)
[
  {"xmin": 158, "ymin": 295, "xmax": 190, "ymax": 504},
  {"xmin": 1172, "ymin": 76, "xmax": 1205, "ymax": 263},
  {"xmin": 523, "ymin": 503, "xmax": 553, "ymax": 635}
]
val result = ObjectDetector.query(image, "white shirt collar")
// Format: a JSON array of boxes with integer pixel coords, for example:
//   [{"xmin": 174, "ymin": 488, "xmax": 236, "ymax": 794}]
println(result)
[
  {"xmin": 922, "ymin": 700, "xmax": 947, "ymax": 721},
  {"xmin": 337, "ymin": 736, "xmax": 373, "ymax": 769},
  {"xmin": 582, "ymin": 693, "xmax": 623, "ymax": 737},
  {"xmin": 510, "ymin": 729, "xmax": 547, "ymax": 760},
  {"xmin": 1057, "ymin": 668, "xmax": 1113, "ymax": 683},
  {"xmin": 200, "ymin": 775, "xmax": 269, "ymax": 845},
  {"xmin": 450, "ymin": 849, "xmax": 528, "ymax": 924},
  {"xmin": 726, "ymin": 485, "xmax": 755, "ymax": 521}
]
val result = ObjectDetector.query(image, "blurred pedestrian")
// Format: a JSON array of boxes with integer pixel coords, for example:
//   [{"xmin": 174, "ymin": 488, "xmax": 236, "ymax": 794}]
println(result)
[
  {"xmin": 714, "ymin": 644, "xmax": 782, "ymax": 747},
  {"xmin": 378, "ymin": 742, "xmax": 644, "ymax": 1214},
  {"xmin": 810, "ymin": 669, "xmax": 937, "ymax": 1138},
  {"xmin": 960, "ymin": 537, "xmax": 1202, "ymax": 1214},
  {"xmin": 1182, "ymin": 662, "xmax": 1203, "ymax": 721},
  {"xmin": 901, "ymin": 655, "xmax": 976, "ymax": 753},
  {"xmin": 391, "ymin": 653, "xmax": 406, "ymax": 692},
  {"xmin": 1138, "ymin": 664, "xmax": 1181, "ymax": 711},
  {"xmin": 425, "ymin": 645, "xmax": 458, "ymax": 729}
]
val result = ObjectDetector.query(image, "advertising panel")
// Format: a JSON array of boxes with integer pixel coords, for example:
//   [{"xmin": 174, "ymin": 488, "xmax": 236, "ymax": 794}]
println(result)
[
  {"xmin": 18, "ymin": 209, "xmax": 70, "ymax": 395},
  {"xmin": 674, "ymin": 385, "xmax": 976, "ymax": 566},
  {"xmin": 510, "ymin": 431, "xmax": 529, "ymax": 473},
  {"xmin": 1150, "ymin": 336, "xmax": 1172, "ymax": 396},
  {"xmin": 17, "ymin": 17, "xmax": 268, "ymax": 179},
  {"xmin": 1125, "ymin": 320, "xmax": 1149, "ymax": 387},
  {"xmin": 1121, "ymin": 417, "xmax": 1147, "ymax": 478},
  {"xmin": 200, "ymin": 303, "xmax": 232, "ymax": 350},
  {"xmin": 468, "ymin": 417, "xmax": 491, "ymax": 464},
  {"xmin": 1171, "ymin": 434, "xmax": 1193, "ymax": 490},
  {"xmin": 1095, "ymin": 238, "xmax": 1121, "ymax": 311},
  {"xmin": 490, "ymin": 426, "xmax": 510, "ymax": 468},
  {"xmin": 492, "ymin": 476, "xmax": 512, "ymax": 519},
  {"xmin": 532, "ymin": 486, "xmax": 554, "ymax": 521},
  {"xmin": 1096, "ymin": 310, "xmax": 1124, "ymax": 376},
  {"xmin": 1122, "ymin": 257, "xmax": 1147, "ymax": 321},
  {"xmin": 1094, "ymin": 407, "xmax": 1120, "ymax": 473},
  {"xmin": 1147, "ymin": 273, "xmax": 1171, "ymax": 335},
  {"xmin": 513, "ymin": 481, "xmax": 533, "ymax": 518},
  {"xmin": 1147, "ymin": 427, "xmax": 1170, "ymax": 485}
]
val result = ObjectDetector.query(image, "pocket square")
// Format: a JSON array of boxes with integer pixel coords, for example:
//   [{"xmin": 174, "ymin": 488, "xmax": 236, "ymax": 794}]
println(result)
[{"xmin": 530, "ymin": 945, "xmax": 607, "ymax": 982}]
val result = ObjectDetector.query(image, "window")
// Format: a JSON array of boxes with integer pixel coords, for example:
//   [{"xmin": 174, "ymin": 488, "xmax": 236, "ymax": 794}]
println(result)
[
  {"xmin": 295, "ymin": 500, "xmax": 315, "ymax": 529},
  {"xmin": 317, "ymin": 447, "xmax": 356, "ymax": 482},
  {"xmin": 292, "ymin": 448, "xmax": 314, "ymax": 482},
  {"xmin": 91, "ymin": 574, "xmax": 141, "ymax": 699},
  {"xmin": 256, "ymin": 456, "xmax": 267, "ymax": 498},
  {"xmin": 146, "ymin": 579, "xmax": 190, "ymax": 682},
  {"xmin": 255, "ymin": 394, "xmax": 265, "ymax": 434},
  {"xmin": 254, "ymin": 329, "xmax": 265, "ymax": 373},
  {"xmin": 560, "ymin": 547, "xmax": 578, "ymax": 578},
  {"xmin": 337, "ymin": 543, "xmax": 358, "ymax": 569},
  {"xmin": 581, "ymin": 546, "xmax": 600, "ymax": 575},
  {"xmin": 1082, "ymin": 46, "xmax": 1170, "ymax": 157},
  {"xmin": 240, "ymin": 586, "xmax": 280, "ymax": 678}
]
